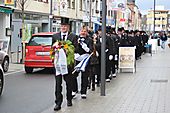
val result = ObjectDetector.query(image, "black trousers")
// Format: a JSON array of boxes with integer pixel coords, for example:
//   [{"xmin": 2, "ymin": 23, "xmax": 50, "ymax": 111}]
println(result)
[
  {"xmin": 72, "ymin": 73, "xmax": 78, "ymax": 93},
  {"xmin": 73, "ymin": 65, "xmax": 90, "ymax": 95},
  {"xmin": 88, "ymin": 65, "xmax": 96, "ymax": 87},
  {"xmin": 54, "ymin": 69, "xmax": 73, "ymax": 106}
]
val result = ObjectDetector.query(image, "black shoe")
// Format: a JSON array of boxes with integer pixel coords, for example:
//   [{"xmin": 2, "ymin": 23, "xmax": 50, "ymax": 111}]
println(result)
[
  {"xmin": 92, "ymin": 84, "xmax": 95, "ymax": 91},
  {"xmin": 54, "ymin": 105, "xmax": 61, "ymax": 111},
  {"xmin": 92, "ymin": 87, "xmax": 95, "ymax": 91},
  {"xmin": 97, "ymin": 84, "xmax": 100, "ymax": 87},
  {"xmin": 81, "ymin": 94, "xmax": 87, "ymax": 99},
  {"xmin": 67, "ymin": 100, "xmax": 72, "ymax": 106}
]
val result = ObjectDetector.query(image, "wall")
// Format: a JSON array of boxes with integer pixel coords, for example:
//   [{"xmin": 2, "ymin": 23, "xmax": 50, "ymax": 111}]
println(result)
[{"xmin": 0, "ymin": 13, "xmax": 5, "ymax": 39}]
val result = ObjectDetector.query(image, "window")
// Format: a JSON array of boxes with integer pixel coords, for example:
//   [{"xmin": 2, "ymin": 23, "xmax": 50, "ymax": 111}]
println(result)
[
  {"xmin": 111, "ymin": 10, "xmax": 113, "ymax": 17},
  {"xmin": 108, "ymin": 10, "xmax": 111, "ymax": 16},
  {"xmin": 72, "ymin": 0, "xmax": 75, "ymax": 9},
  {"xmin": 67, "ymin": 0, "xmax": 71, "ymax": 8},
  {"xmin": 42, "ymin": 0, "xmax": 48, "ymax": 3},
  {"xmin": 96, "ymin": 0, "xmax": 98, "ymax": 10},
  {"xmin": 80, "ymin": 0, "xmax": 82, "ymax": 10},
  {"xmin": 155, "ymin": 25, "xmax": 160, "ymax": 27},
  {"xmin": 87, "ymin": 0, "xmax": 90, "ymax": 12},
  {"xmin": 155, "ymin": 18, "xmax": 160, "ymax": 20},
  {"xmin": 162, "ymin": 18, "xmax": 166, "ymax": 20},
  {"xmin": 28, "ymin": 36, "xmax": 52, "ymax": 46}
]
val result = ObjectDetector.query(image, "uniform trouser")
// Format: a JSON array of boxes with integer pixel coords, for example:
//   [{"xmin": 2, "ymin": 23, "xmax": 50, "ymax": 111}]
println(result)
[
  {"xmin": 81, "ymin": 67, "xmax": 90, "ymax": 94},
  {"xmin": 72, "ymin": 69, "xmax": 90, "ymax": 95},
  {"xmin": 88, "ymin": 65, "xmax": 96, "ymax": 87},
  {"xmin": 95, "ymin": 64, "xmax": 101, "ymax": 84},
  {"xmin": 106, "ymin": 58, "xmax": 111, "ymax": 79},
  {"xmin": 161, "ymin": 41, "xmax": 166, "ymax": 49},
  {"xmin": 111, "ymin": 60, "xmax": 116, "ymax": 74},
  {"xmin": 72, "ymin": 74, "xmax": 78, "ymax": 93},
  {"xmin": 54, "ymin": 69, "xmax": 73, "ymax": 106}
]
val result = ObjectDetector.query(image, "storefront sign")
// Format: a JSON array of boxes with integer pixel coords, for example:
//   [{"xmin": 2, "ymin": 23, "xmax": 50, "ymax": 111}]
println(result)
[
  {"xmin": 112, "ymin": 0, "xmax": 127, "ymax": 11},
  {"xmin": 119, "ymin": 47, "xmax": 136, "ymax": 69},
  {"xmin": 0, "ymin": 6, "xmax": 13, "ymax": 14},
  {"xmin": 4, "ymin": 0, "xmax": 14, "ymax": 5}
]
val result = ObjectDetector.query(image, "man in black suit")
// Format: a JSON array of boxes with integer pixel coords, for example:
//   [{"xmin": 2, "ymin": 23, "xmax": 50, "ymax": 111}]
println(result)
[{"xmin": 52, "ymin": 17, "xmax": 78, "ymax": 111}]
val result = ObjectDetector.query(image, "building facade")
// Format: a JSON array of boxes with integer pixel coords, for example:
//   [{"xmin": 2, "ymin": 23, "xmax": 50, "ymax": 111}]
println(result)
[{"xmin": 147, "ymin": 6, "xmax": 169, "ymax": 32}]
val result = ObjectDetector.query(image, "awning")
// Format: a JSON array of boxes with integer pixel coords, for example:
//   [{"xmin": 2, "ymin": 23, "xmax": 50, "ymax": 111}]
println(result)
[{"xmin": 0, "ymin": 6, "xmax": 13, "ymax": 14}]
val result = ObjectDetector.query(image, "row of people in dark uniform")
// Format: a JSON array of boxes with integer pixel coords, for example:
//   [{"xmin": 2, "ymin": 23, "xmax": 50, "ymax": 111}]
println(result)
[{"xmin": 52, "ymin": 17, "xmax": 149, "ymax": 111}]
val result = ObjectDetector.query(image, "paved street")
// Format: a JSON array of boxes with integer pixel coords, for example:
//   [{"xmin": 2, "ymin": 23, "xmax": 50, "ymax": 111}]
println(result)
[
  {"xmin": 1, "ymin": 68, "xmax": 55, "ymax": 113},
  {"xmin": 42, "ymin": 46, "xmax": 170, "ymax": 113},
  {"xmin": 1, "ymin": 45, "xmax": 170, "ymax": 113}
]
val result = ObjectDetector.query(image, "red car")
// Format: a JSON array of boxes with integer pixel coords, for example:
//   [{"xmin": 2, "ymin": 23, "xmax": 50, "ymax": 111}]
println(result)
[{"xmin": 24, "ymin": 32, "xmax": 55, "ymax": 73}]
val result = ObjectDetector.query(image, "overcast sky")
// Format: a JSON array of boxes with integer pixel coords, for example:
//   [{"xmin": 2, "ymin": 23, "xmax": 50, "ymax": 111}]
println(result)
[{"xmin": 136, "ymin": 0, "xmax": 170, "ymax": 14}]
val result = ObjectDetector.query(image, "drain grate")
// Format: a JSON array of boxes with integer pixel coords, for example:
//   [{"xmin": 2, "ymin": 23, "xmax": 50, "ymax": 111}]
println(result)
[{"xmin": 151, "ymin": 79, "xmax": 168, "ymax": 83}]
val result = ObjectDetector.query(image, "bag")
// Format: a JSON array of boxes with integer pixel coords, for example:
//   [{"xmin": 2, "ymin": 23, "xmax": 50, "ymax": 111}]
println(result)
[{"xmin": 90, "ymin": 55, "xmax": 99, "ymax": 65}]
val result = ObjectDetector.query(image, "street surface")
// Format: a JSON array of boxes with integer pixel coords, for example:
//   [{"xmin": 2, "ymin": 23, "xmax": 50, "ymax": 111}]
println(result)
[
  {"xmin": 1, "ymin": 46, "xmax": 170, "ymax": 113},
  {"xmin": 0, "ymin": 69, "xmax": 55, "ymax": 113}
]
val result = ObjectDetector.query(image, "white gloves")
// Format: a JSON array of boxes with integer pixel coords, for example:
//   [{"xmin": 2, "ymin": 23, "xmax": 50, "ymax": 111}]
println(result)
[
  {"xmin": 96, "ymin": 51, "xmax": 99, "ymax": 57},
  {"xmin": 115, "ymin": 54, "xmax": 118, "ymax": 60},
  {"xmin": 109, "ymin": 55, "xmax": 113, "ymax": 60},
  {"xmin": 105, "ymin": 49, "xmax": 108, "ymax": 52},
  {"xmin": 74, "ymin": 53, "xmax": 80, "ymax": 60},
  {"xmin": 80, "ymin": 42, "xmax": 90, "ymax": 52}
]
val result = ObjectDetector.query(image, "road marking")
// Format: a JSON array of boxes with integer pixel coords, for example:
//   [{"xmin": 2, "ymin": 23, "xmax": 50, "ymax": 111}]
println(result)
[{"xmin": 4, "ymin": 70, "xmax": 24, "ymax": 76}]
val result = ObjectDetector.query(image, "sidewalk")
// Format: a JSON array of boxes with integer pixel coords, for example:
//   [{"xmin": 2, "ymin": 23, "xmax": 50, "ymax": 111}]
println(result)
[
  {"xmin": 8, "ymin": 63, "xmax": 24, "ymax": 72},
  {"xmin": 41, "ymin": 46, "xmax": 170, "ymax": 113}
]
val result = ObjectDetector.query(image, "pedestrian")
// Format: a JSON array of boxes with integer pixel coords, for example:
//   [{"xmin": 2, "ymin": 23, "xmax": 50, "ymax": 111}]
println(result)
[
  {"xmin": 105, "ymin": 27, "xmax": 114, "ymax": 82},
  {"xmin": 52, "ymin": 17, "xmax": 78, "ymax": 111},
  {"xmin": 73, "ymin": 25, "xmax": 93, "ymax": 99},
  {"xmin": 88, "ymin": 32, "xmax": 100, "ymax": 91},
  {"xmin": 160, "ymin": 31, "xmax": 167, "ymax": 50}
]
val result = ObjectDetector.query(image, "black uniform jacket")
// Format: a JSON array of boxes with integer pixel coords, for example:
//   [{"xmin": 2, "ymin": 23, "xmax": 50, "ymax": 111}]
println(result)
[{"xmin": 52, "ymin": 32, "xmax": 78, "ymax": 47}]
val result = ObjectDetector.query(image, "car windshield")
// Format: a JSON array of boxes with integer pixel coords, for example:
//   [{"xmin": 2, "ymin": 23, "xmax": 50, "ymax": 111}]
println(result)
[{"xmin": 28, "ymin": 35, "xmax": 52, "ymax": 46}]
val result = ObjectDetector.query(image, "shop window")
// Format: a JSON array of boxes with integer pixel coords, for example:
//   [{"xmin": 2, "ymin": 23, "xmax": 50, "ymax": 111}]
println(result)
[
  {"xmin": 42, "ymin": 0, "xmax": 48, "ymax": 3},
  {"xmin": 72, "ymin": 0, "xmax": 75, "ymax": 9},
  {"xmin": 67, "ymin": 0, "xmax": 71, "ymax": 8},
  {"xmin": 79, "ymin": 0, "xmax": 82, "ymax": 10}
]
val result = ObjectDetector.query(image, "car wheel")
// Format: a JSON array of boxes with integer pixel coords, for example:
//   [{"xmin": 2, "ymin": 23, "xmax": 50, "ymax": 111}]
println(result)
[
  {"xmin": 25, "ymin": 67, "xmax": 33, "ymax": 74},
  {"xmin": 0, "ymin": 71, "xmax": 4, "ymax": 96},
  {"xmin": 2, "ymin": 57, "xmax": 9, "ymax": 72}
]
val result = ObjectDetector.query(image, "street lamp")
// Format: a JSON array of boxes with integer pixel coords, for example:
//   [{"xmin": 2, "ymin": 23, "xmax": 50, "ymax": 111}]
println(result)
[
  {"xmin": 153, "ymin": 0, "xmax": 156, "ymax": 34},
  {"xmin": 49, "ymin": 0, "xmax": 53, "ymax": 32},
  {"xmin": 101, "ymin": 0, "xmax": 106, "ymax": 96}
]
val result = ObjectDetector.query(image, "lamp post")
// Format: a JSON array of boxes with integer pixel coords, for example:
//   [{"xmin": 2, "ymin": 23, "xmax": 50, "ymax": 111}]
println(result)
[
  {"xmin": 49, "ymin": 0, "xmax": 53, "ymax": 32},
  {"xmin": 89, "ymin": 0, "xmax": 92, "ymax": 28},
  {"xmin": 101, "ymin": 0, "xmax": 106, "ymax": 96},
  {"xmin": 153, "ymin": 0, "xmax": 156, "ymax": 34}
]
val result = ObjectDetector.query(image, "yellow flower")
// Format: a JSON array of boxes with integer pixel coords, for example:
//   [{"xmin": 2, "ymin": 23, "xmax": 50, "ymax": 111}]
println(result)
[
  {"xmin": 64, "ymin": 44, "xmax": 68, "ymax": 49},
  {"xmin": 50, "ymin": 49, "xmax": 53, "ymax": 55}
]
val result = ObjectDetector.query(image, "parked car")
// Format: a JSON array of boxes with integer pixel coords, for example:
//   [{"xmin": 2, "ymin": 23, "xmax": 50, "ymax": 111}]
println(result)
[
  {"xmin": 0, "ymin": 65, "xmax": 4, "ymax": 96},
  {"xmin": 25, "ymin": 32, "xmax": 55, "ymax": 73},
  {"xmin": 0, "ymin": 51, "xmax": 9, "ymax": 72}
]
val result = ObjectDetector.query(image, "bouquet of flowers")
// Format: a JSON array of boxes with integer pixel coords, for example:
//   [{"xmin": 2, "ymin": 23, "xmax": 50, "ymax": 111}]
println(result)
[{"xmin": 50, "ymin": 40, "xmax": 75, "ymax": 66}]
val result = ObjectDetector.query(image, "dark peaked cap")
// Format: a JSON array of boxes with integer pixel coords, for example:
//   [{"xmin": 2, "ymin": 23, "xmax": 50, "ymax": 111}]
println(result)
[{"xmin": 61, "ymin": 17, "xmax": 70, "ymax": 25}]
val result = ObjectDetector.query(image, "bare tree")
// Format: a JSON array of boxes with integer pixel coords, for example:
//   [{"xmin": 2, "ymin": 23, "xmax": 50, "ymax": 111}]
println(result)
[{"xmin": 16, "ymin": 0, "xmax": 30, "ymax": 63}]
